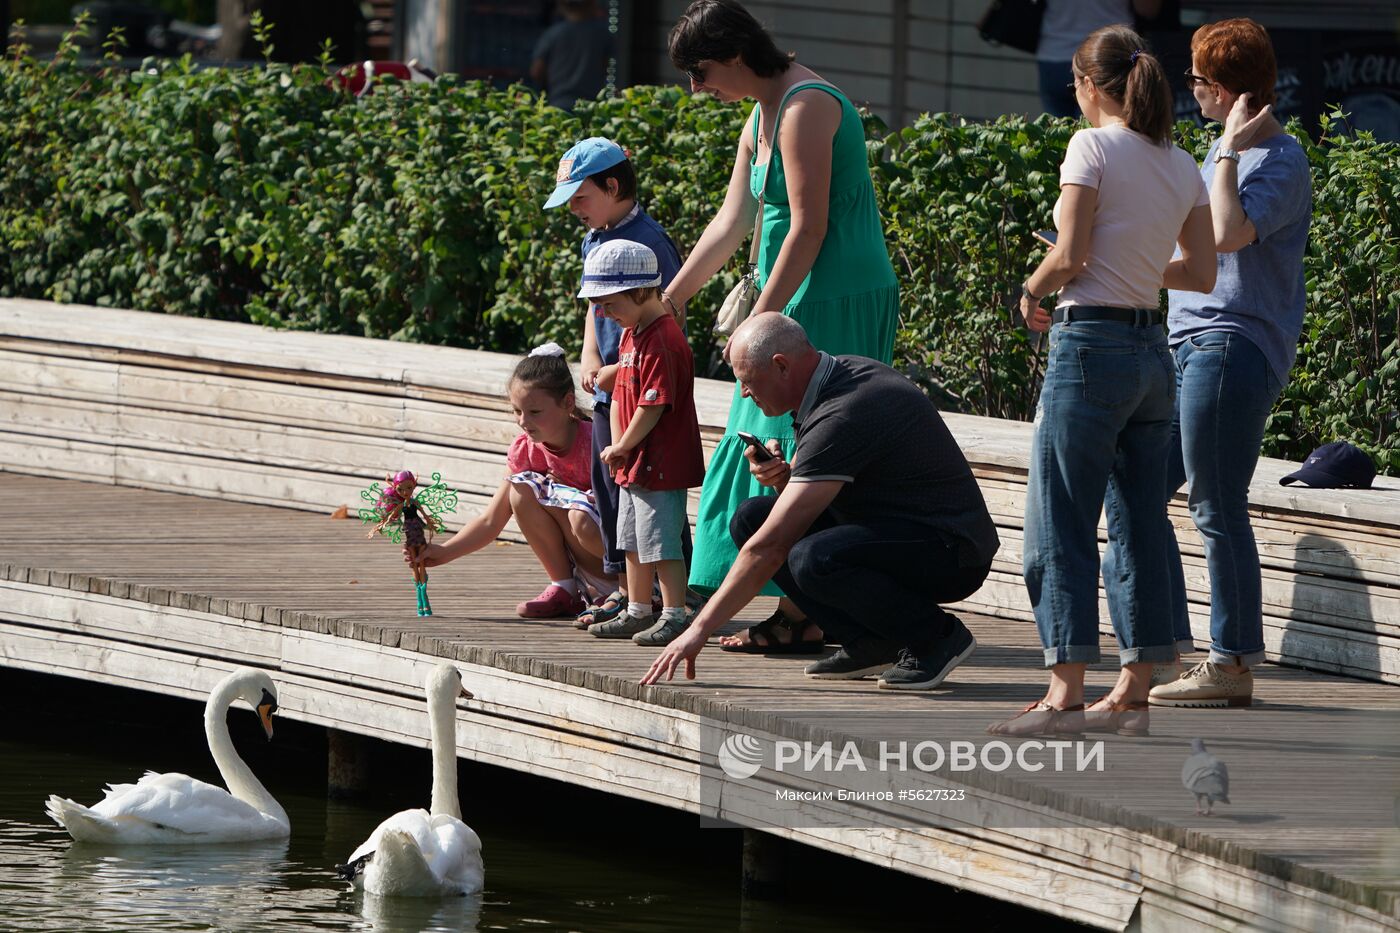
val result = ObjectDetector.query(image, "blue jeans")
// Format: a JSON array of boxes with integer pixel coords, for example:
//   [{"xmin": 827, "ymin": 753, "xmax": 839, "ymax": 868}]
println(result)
[
  {"xmin": 1024, "ymin": 320, "xmax": 1177, "ymax": 666},
  {"xmin": 1161, "ymin": 331, "xmax": 1281, "ymax": 666}
]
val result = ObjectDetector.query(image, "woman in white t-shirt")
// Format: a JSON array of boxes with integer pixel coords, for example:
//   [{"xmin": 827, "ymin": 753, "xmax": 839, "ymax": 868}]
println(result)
[{"xmin": 990, "ymin": 25, "xmax": 1216, "ymax": 738}]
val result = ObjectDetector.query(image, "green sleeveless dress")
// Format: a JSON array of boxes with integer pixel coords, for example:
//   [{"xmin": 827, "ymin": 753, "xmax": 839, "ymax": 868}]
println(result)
[{"xmin": 688, "ymin": 81, "xmax": 900, "ymax": 595}]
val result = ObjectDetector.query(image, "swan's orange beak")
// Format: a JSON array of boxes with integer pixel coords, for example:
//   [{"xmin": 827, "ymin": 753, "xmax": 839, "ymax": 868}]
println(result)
[
  {"xmin": 257, "ymin": 702, "xmax": 275, "ymax": 740},
  {"xmin": 459, "ymin": 686, "xmax": 474, "ymax": 700}
]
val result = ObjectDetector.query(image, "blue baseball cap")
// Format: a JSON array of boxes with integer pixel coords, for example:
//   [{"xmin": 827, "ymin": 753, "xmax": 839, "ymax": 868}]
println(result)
[
  {"xmin": 544, "ymin": 137, "xmax": 627, "ymax": 209},
  {"xmin": 1279, "ymin": 441, "xmax": 1376, "ymax": 488}
]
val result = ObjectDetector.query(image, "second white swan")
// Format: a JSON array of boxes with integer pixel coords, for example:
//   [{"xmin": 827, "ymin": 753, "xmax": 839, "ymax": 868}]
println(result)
[
  {"xmin": 338, "ymin": 663, "xmax": 484, "ymax": 896},
  {"xmin": 46, "ymin": 666, "xmax": 290, "ymax": 844}
]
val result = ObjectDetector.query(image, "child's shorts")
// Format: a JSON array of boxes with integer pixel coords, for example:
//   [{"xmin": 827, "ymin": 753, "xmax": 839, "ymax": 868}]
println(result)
[{"xmin": 616, "ymin": 486, "xmax": 687, "ymax": 564}]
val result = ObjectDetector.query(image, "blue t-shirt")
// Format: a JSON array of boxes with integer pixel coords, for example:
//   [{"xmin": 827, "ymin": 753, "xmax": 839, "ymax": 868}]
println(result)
[
  {"xmin": 1167, "ymin": 134, "xmax": 1312, "ymax": 384},
  {"xmin": 580, "ymin": 204, "xmax": 683, "ymax": 404}
]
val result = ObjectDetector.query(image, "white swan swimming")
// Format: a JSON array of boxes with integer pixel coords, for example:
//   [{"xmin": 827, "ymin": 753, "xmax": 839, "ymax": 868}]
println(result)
[
  {"xmin": 338, "ymin": 663, "xmax": 484, "ymax": 897},
  {"xmin": 45, "ymin": 667, "xmax": 290, "ymax": 844}
]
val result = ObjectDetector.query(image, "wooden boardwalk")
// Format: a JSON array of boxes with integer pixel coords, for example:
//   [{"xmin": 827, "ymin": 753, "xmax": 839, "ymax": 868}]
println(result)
[{"xmin": 3, "ymin": 471, "xmax": 1398, "ymax": 932}]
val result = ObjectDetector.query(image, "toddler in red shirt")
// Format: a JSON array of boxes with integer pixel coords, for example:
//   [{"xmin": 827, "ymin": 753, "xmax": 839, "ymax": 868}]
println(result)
[{"xmin": 583, "ymin": 240, "xmax": 705, "ymax": 646}]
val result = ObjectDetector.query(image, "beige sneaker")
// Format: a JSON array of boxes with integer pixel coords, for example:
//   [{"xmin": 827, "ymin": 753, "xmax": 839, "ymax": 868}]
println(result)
[
  {"xmin": 1148, "ymin": 660, "xmax": 1253, "ymax": 708},
  {"xmin": 1149, "ymin": 661, "xmax": 1183, "ymax": 688}
]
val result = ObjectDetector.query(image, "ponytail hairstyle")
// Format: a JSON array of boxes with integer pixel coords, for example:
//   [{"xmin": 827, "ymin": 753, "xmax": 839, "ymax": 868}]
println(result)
[
  {"xmin": 510, "ymin": 343, "xmax": 582, "ymax": 420},
  {"xmin": 1073, "ymin": 25, "xmax": 1172, "ymax": 145}
]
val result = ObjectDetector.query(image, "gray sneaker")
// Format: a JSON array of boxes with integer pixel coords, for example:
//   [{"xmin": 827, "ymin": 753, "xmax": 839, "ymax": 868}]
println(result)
[
  {"xmin": 633, "ymin": 613, "xmax": 691, "ymax": 646},
  {"xmin": 877, "ymin": 620, "xmax": 977, "ymax": 691},
  {"xmin": 804, "ymin": 641, "xmax": 900, "ymax": 680},
  {"xmin": 589, "ymin": 612, "xmax": 656, "ymax": 639}
]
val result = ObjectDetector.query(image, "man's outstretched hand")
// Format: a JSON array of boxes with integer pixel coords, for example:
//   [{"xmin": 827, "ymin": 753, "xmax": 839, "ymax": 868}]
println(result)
[{"xmin": 641, "ymin": 623, "xmax": 708, "ymax": 685}]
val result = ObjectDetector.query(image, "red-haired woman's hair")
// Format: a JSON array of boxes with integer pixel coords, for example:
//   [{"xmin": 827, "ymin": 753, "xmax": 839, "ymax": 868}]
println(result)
[
  {"xmin": 1074, "ymin": 25, "xmax": 1173, "ymax": 145},
  {"xmin": 1190, "ymin": 18, "xmax": 1277, "ymax": 109}
]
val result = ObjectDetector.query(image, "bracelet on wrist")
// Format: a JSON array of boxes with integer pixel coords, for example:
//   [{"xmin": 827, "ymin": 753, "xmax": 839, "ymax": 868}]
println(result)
[{"xmin": 1022, "ymin": 283, "xmax": 1042, "ymax": 302}]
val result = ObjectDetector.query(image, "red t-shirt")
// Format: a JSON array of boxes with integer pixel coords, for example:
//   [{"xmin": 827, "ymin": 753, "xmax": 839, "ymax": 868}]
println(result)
[
  {"xmin": 612, "ymin": 314, "xmax": 705, "ymax": 490},
  {"xmin": 505, "ymin": 418, "xmax": 594, "ymax": 492}
]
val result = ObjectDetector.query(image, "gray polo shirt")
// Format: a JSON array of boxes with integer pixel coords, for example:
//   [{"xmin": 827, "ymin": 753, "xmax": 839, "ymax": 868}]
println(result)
[{"xmin": 788, "ymin": 353, "xmax": 1000, "ymax": 567}]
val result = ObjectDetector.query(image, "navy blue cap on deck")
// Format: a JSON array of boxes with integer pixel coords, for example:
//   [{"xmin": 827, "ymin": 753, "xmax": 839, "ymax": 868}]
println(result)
[{"xmin": 1279, "ymin": 441, "xmax": 1376, "ymax": 489}]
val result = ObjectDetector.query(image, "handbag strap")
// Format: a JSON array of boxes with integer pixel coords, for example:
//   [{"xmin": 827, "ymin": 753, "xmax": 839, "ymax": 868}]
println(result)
[
  {"xmin": 747, "ymin": 81, "xmax": 836, "ymax": 270},
  {"xmin": 745, "ymin": 193, "xmax": 763, "ymax": 269},
  {"xmin": 746, "ymin": 110, "xmax": 767, "ymax": 271}
]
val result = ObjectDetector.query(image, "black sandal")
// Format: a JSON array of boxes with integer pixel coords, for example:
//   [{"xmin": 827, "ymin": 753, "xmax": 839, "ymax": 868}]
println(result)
[{"xmin": 720, "ymin": 609, "xmax": 825, "ymax": 654}]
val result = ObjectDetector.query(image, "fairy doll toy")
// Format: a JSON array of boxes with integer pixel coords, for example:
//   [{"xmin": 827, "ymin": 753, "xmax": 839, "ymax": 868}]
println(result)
[{"xmin": 359, "ymin": 470, "xmax": 458, "ymax": 616}]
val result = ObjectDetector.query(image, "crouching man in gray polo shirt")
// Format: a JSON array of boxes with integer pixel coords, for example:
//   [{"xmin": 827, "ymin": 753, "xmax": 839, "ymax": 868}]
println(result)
[{"xmin": 642, "ymin": 314, "xmax": 999, "ymax": 690}]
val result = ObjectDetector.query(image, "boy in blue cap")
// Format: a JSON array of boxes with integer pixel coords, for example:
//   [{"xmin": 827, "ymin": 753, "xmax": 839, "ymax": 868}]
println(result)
[{"xmin": 544, "ymin": 137, "xmax": 687, "ymax": 629}]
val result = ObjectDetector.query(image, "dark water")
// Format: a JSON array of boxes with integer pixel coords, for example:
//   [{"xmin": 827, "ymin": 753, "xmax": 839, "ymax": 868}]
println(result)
[{"xmin": 0, "ymin": 670, "xmax": 1073, "ymax": 932}]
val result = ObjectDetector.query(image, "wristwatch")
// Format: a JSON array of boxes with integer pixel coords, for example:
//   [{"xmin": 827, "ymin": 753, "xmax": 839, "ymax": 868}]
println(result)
[
  {"xmin": 1022, "ymin": 283, "xmax": 1042, "ymax": 302},
  {"xmin": 1215, "ymin": 147, "xmax": 1241, "ymax": 163}
]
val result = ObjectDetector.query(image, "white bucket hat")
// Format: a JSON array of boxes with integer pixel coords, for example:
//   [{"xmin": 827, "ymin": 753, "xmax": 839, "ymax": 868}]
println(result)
[{"xmin": 577, "ymin": 239, "xmax": 662, "ymax": 299}]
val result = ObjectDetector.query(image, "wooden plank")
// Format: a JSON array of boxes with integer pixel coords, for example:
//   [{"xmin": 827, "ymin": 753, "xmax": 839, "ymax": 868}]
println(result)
[
  {"xmin": 0, "ymin": 580, "xmax": 282, "ymax": 665},
  {"xmin": 0, "ymin": 430, "xmax": 116, "ymax": 484},
  {"xmin": 11, "ymin": 298, "xmax": 1390, "ymax": 530}
]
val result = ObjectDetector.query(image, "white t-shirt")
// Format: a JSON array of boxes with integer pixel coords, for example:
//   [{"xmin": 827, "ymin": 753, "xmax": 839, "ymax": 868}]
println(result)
[
  {"xmin": 1053, "ymin": 125, "xmax": 1209, "ymax": 310},
  {"xmin": 1037, "ymin": 0, "xmax": 1134, "ymax": 62}
]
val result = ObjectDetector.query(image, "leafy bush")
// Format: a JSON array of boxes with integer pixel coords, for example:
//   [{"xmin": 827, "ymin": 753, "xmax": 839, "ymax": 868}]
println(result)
[{"xmin": 1, "ymin": 21, "xmax": 1395, "ymax": 472}]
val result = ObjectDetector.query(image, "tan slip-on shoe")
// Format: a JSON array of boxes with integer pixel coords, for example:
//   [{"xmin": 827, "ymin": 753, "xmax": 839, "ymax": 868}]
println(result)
[{"xmin": 1148, "ymin": 660, "xmax": 1254, "ymax": 708}]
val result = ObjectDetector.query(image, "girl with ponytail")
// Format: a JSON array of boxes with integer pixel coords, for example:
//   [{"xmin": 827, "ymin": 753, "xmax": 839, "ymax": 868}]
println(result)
[
  {"xmin": 990, "ymin": 26, "xmax": 1218, "ymax": 737},
  {"xmin": 403, "ymin": 343, "xmax": 616, "ymax": 619}
]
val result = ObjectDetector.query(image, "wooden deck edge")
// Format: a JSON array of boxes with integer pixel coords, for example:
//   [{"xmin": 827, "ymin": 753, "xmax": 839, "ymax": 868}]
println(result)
[{"xmin": 3, "ymin": 567, "xmax": 1396, "ymax": 929}]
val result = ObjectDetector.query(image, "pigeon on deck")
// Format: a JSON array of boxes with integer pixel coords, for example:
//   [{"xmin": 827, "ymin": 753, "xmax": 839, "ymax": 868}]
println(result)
[{"xmin": 1182, "ymin": 738, "xmax": 1231, "ymax": 816}]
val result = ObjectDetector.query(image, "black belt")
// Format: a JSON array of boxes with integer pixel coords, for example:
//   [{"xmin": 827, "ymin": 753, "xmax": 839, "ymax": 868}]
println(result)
[{"xmin": 1052, "ymin": 306, "xmax": 1164, "ymax": 327}]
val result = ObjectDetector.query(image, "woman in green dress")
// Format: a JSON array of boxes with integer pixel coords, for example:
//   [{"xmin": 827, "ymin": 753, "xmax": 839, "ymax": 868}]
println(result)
[{"xmin": 662, "ymin": 0, "xmax": 899, "ymax": 651}]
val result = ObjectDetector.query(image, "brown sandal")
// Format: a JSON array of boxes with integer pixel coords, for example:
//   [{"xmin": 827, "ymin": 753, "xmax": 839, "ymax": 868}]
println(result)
[
  {"xmin": 1081, "ymin": 698, "xmax": 1150, "ymax": 736},
  {"xmin": 986, "ymin": 701, "xmax": 1086, "ymax": 737}
]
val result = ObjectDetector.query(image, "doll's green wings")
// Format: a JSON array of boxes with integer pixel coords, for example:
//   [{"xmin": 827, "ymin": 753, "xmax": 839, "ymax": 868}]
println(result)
[
  {"xmin": 412, "ymin": 473, "xmax": 460, "ymax": 528},
  {"xmin": 358, "ymin": 481, "xmax": 407, "ymax": 543}
]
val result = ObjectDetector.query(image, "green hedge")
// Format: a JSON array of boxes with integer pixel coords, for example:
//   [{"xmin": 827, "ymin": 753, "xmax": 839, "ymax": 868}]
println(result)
[{"xmin": 2, "ymin": 22, "xmax": 1396, "ymax": 472}]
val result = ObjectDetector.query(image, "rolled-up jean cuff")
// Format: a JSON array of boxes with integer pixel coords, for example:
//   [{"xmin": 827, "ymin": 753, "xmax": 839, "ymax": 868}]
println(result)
[
  {"xmin": 1176, "ymin": 637, "xmax": 1197, "ymax": 655},
  {"xmin": 1118, "ymin": 645, "xmax": 1179, "ymax": 665},
  {"xmin": 1044, "ymin": 645, "xmax": 1100, "ymax": 666},
  {"xmin": 1210, "ymin": 646, "xmax": 1266, "ymax": 668}
]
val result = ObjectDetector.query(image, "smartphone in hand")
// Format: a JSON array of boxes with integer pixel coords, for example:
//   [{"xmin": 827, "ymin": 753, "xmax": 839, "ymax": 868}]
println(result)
[
  {"xmin": 1034, "ymin": 229, "xmax": 1058, "ymax": 248},
  {"xmin": 735, "ymin": 431, "xmax": 774, "ymax": 462}
]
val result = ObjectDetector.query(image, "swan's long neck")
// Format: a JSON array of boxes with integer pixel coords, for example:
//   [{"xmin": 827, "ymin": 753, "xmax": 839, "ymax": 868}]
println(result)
[
  {"xmin": 428, "ymin": 683, "xmax": 462, "ymax": 820},
  {"xmin": 205, "ymin": 676, "xmax": 288, "ymax": 824}
]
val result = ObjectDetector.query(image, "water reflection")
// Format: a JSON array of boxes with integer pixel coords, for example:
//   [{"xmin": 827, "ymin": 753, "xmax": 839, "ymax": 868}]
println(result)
[
  {"xmin": 358, "ymin": 891, "xmax": 483, "ymax": 933},
  {"xmin": 2, "ymin": 822, "xmax": 344, "ymax": 932}
]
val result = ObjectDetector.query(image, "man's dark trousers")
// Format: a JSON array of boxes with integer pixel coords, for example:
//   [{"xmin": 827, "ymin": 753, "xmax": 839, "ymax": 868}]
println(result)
[{"xmin": 729, "ymin": 495, "xmax": 990, "ymax": 653}]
